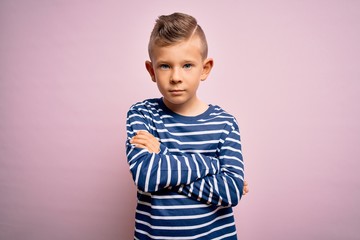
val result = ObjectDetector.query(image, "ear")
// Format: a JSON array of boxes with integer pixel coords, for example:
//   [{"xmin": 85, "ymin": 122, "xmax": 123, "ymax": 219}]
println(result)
[
  {"xmin": 200, "ymin": 58, "xmax": 214, "ymax": 81},
  {"xmin": 145, "ymin": 60, "xmax": 156, "ymax": 82}
]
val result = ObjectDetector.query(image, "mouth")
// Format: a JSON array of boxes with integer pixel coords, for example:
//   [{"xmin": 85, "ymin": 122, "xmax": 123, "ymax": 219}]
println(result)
[
  {"xmin": 169, "ymin": 89, "xmax": 185, "ymax": 93},
  {"xmin": 169, "ymin": 89, "xmax": 185, "ymax": 95}
]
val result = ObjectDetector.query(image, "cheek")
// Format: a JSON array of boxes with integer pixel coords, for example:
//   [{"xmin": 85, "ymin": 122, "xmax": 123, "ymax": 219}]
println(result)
[
  {"xmin": 188, "ymin": 81, "xmax": 201, "ymax": 93},
  {"xmin": 156, "ymin": 81, "xmax": 168, "ymax": 94},
  {"xmin": 155, "ymin": 71, "xmax": 169, "ymax": 81}
]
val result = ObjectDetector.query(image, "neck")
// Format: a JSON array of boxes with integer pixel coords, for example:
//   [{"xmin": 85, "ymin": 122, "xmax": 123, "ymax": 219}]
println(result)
[{"xmin": 163, "ymin": 97, "xmax": 208, "ymax": 116}]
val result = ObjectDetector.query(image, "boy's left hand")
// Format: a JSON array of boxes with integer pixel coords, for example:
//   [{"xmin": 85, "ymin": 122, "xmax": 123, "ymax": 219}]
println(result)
[
  {"xmin": 131, "ymin": 131, "xmax": 250, "ymax": 196},
  {"xmin": 243, "ymin": 180, "xmax": 249, "ymax": 196},
  {"xmin": 130, "ymin": 130, "xmax": 160, "ymax": 153}
]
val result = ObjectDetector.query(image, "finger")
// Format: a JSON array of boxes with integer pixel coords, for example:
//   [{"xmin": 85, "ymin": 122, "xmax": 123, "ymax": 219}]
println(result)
[
  {"xmin": 242, "ymin": 181, "xmax": 249, "ymax": 196},
  {"xmin": 132, "ymin": 134, "xmax": 159, "ymax": 148},
  {"xmin": 245, "ymin": 182, "xmax": 249, "ymax": 192},
  {"xmin": 243, "ymin": 188, "xmax": 248, "ymax": 195},
  {"xmin": 132, "ymin": 133, "xmax": 155, "ymax": 141},
  {"xmin": 136, "ymin": 130, "xmax": 153, "ymax": 137},
  {"xmin": 131, "ymin": 138, "xmax": 159, "ymax": 152},
  {"xmin": 132, "ymin": 142, "xmax": 158, "ymax": 153},
  {"xmin": 132, "ymin": 142, "xmax": 156, "ymax": 151},
  {"xmin": 131, "ymin": 138, "xmax": 152, "ymax": 146},
  {"xmin": 131, "ymin": 135, "xmax": 156, "ymax": 144},
  {"xmin": 132, "ymin": 143, "xmax": 147, "ymax": 149},
  {"xmin": 137, "ymin": 131, "xmax": 160, "ymax": 141},
  {"xmin": 132, "ymin": 136, "xmax": 154, "ymax": 144},
  {"xmin": 132, "ymin": 132, "xmax": 160, "ymax": 153}
]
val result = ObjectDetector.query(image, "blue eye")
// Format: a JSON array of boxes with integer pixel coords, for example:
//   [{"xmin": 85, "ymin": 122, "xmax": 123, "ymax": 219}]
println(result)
[
  {"xmin": 160, "ymin": 64, "xmax": 170, "ymax": 70},
  {"xmin": 183, "ymin": 64, "xmax": 192, "ymax": 69}
]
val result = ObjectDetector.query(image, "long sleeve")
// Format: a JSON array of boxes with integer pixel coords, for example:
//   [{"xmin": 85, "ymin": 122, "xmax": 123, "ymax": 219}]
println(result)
[
  {"xmin": 126, "ymin": 108, "xmax": 221, "ymax": 193},
  {"xmin": 172, "ymin": 126, "xmax": 244, "ymax": 207},
  {"xmin": 127, "ymin": 99, "xmax": 244, "ymax": 239}
]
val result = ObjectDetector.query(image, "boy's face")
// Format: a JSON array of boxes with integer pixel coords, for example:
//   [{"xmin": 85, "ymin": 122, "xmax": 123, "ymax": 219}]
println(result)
[{"xmin": 146, "ymin": 36, "xmax": 213, "ymax": 112}]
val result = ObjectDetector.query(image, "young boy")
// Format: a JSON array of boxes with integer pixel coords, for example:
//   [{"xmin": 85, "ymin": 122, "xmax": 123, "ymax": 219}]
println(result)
[{"xmin": 126, "ymin": 12, "xmax": 247, "ymax": 239}]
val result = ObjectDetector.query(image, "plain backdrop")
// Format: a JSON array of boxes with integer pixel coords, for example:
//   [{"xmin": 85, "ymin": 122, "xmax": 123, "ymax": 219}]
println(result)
[{"xmin": 1, "ymin": 0, "xmax": 360, "ymax": 239}]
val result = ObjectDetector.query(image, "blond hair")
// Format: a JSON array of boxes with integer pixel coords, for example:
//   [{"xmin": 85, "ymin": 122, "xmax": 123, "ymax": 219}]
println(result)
[{"xmin": 148, "ymin": 12, "xmax": 208, "ymax": 59}]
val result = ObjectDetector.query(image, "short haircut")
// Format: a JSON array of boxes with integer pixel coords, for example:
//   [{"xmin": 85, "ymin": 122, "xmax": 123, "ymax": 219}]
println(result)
[{"xmin": 148, "ymin": 12, "xmax": 208, "ymax": 60}]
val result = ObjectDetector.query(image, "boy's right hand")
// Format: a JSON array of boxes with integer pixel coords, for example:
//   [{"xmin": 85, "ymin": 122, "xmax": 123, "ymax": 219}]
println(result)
[
  {"xmin": 130, "ymin": 131, "xmax": 250, "ymax": 196},
  {"xmin": 130, "ymin": 130, "xmax": 160, "ymax": 153}
]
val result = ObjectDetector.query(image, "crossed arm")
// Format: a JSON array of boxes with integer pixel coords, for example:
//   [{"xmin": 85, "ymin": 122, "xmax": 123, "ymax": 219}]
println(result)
[{"xmin": 131, "ymin": 130, "xmax": 249, "ymax": 198}]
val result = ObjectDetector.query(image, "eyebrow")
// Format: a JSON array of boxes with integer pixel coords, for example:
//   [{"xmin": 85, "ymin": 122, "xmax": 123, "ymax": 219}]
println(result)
[{"xmin": 155, "ymin": 58, "xmax": 197, "ymax": 63}]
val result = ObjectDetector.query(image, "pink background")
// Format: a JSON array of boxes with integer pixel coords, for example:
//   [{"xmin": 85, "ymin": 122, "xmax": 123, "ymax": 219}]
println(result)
[{"xmin": 1, "ymin": 1, "xmax": 359, "ymax": 239}]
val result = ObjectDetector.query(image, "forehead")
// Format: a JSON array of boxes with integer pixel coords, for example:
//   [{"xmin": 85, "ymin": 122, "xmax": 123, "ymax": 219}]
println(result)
[{"xmin": 150, "ymin": 36, "xmax": 204, "ymax": 62}]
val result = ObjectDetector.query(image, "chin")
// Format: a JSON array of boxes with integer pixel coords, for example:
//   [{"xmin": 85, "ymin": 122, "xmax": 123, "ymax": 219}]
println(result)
[{"xmin": 164, "ymin": 97, "xmax": 188, "ymax": 105}]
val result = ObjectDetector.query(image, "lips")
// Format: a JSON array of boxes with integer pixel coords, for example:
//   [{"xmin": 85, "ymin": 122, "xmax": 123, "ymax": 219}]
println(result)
[
  {"xmin": 169, "ymin": 89, "xmax": 184, "ymax": 92},
  {"xmin": 169, "ymin": 89, "xmax": 185, "ymax": 95}
]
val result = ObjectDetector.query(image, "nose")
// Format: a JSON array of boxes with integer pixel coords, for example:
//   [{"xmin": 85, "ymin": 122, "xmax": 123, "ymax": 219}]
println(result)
[{"xmin": 170, "ymin": 67, "xmax": 182, "ymax": 84}]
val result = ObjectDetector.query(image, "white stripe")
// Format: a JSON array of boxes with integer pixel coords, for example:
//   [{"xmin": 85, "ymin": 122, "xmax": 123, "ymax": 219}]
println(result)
[
  {"xmin": 232, "ymin": 130, "xmax": 240, "ymax": 136},
  {"xmin": 221, "ymin": 146, "xmax": 242, "ymax": 154},
  {"xmin": 207, "ymin": 180, "xmax": 214, "ymax": 204},
  {"xmin": 198, "ymin": 115, "xmax": 235, "ymax": 122},
  {"xmin": 161, "ymin": 138, "xmax": 219, "ymax": 145},
  {"xmin": 213, "ymin": 177, "xmax": 222, "ymax": 206},
  {"xmin": 165, "ymin": 155, "xmax": 171, "ymax": 187},
  {"xmin": 221, "ymin": 164, "xmax": 244, "ymax": 172},
  {"xmin": 137, "ymin": 190, "xmax": 188, "ymax": 199},
  {"xmin": 184, "ymin": 156, "xmax": 191, "ymax": 184},
  {"xmin": 135, "ymin": 205, "xmax": 223, "ymax": 220},
  {"xmin": 128, "ymin": 148, "xmax": 147, "ymax": 165},
  {"xmin": 213, "ymin": 231, "xmax": 237, "ymax": 240},
  {"xmin": 167, "ymin": 149, "xmax": 217, "ymax": 154},
  {"xmin": 197, "ymin": 179, "xmax": 205, "ymax": 201},
  {"xmin": 226, "ymin": 137, "xmax": 241, "ymax": 144},
  {"xmin": 221, "ymin": 168, "xmax": 244, "ymax": 179},
  {"xmin": 160, "ymin": 114, "xmax": 173, "ymax": 119},
  {"xmin": 136, "ymin": 107, "xmax": 160, "ymax": 116},
  {"xmin": 193, "ymin": 155, "xmax": 200, "ymax": 178},
  {"xmin": 222, "ymin": 176, "xmax": 231, "ymax": 206},
  {"xmin": 174, "ymin": 156, "xmax": 181, "ymax": 186},
  {"xmin": 188, "ymin": 184, "xmax": 193, "ymax": 198},
  {"xmin": 198, "ymin": 154, "xmax": 210, "ymax": 175},
  {"xmin": 163, "ymin": 129, "xmax": 229, "ymax": 137},
  {"xmin": 220, "ymin": 155, "xmax": 243, "ymax": 162},
  {"xmin": 127, "ymin": 113, "xmax": 145, "ymax": 119},
  {"xmin": 135, "ymin": 222, "xmax": 235, "ymax": 240},
  {"xmin": 137, "ymin": 201, "xmax": 209, "ymax": 209},
  {"xmin": 144, "ymin": 154, "xmax": 155, "ymax": 192},
  {"xmin": 155, "ymin": 156, "xmax": 161, "ymax": 192},
  {"xmin": 135, "ymin": 212, "xmax": 233, "ymax": 230},
  {"xmin": 135, "ymin": 161, "xmax": 143, "ymax": 186},
  {"xmin": 126, "ymin": 145, "xmax": 134, "ymax": 157},
  {"xmin": 164, "ymin": 120, "xmax": 232, "ymax": 127}
]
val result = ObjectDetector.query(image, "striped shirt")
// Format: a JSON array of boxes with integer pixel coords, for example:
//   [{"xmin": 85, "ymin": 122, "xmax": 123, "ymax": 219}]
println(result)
[{"xmin": 126, "ymin": 98, "xmax": 244, "ymax": 240}]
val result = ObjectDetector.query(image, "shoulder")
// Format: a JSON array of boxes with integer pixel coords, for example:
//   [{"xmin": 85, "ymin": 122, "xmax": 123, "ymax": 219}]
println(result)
[
  {"xmin": 128, "ymin": 98, "xmax": 163, "ymax": 114},
  {"xmin": 209, "ymin": 104, "xmax": 239, "ymax": 131},
  {"xmin": 129, "ymin": 98, "xmax": 160, "ymax": 110},
  {"xmin": 127, "ymin": 98, "xmax": 164, "ymax": 120}
]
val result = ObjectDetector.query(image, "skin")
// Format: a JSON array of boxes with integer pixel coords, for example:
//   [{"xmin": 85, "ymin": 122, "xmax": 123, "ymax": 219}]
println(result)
[
  {"xmin": 146, "ymin": 35, "xmax": 213, "ymax": 116},
  {"xmin": 131, "ymin": 35, "xmax": 249, "ymax": 196}
]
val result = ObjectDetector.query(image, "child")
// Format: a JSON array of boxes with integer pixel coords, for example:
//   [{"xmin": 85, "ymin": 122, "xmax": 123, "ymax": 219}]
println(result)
[{"xmin": 126, "ymin": 12, "xmax": 248, "ymax": 239}]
